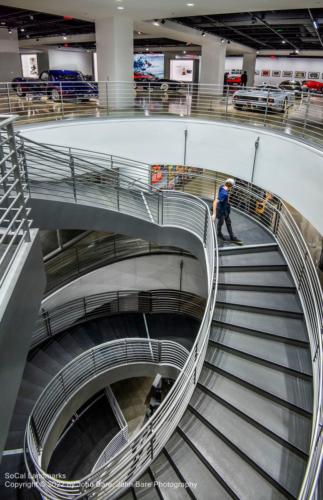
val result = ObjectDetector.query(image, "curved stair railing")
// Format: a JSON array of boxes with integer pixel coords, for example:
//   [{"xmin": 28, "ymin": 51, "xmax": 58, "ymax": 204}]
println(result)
[
  {"xmin": 25, "ymin": 338, "xmax": 189, "ymax": 498},
  {"xmin": 2, "ymin": 124, "xmax": 321, "ymax": 499}
]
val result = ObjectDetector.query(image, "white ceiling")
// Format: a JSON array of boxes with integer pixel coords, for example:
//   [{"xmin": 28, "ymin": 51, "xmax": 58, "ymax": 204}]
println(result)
[{"xmin": 1, "ymin": 0, "xmax": 323, "ymax": 22}]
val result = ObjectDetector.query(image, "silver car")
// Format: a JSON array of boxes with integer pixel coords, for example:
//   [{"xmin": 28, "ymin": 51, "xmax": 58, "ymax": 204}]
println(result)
[{"xmin": 232, "ymin": 85, "xmax": 294, "ymax": 112}]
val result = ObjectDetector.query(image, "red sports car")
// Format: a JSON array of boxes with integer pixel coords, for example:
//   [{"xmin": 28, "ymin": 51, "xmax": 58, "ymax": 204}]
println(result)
[
  {"xmin": 302, "ymin": 80, "xmax": 323, "ymax": 93},
  {"xmin": 226, "ymin": 74, "xmax": 241, "ymax": 86}
]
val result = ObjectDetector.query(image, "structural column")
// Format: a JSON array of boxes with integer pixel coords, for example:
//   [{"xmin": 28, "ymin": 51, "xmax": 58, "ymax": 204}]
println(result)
[
  {"xmin": 199, "ymin": 41, "xmax": 226, "ymax": 88},
  {"xmin": 242, "ymin": 52, "xmax": 257, "ymax": 87},
  {"xmin": 95, "ymin": 16, "xmax": 133, "ymax": 109}
]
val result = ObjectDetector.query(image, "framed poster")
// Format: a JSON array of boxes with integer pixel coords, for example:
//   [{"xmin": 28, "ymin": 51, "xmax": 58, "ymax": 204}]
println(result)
[
  {"xmin": 308, "ymin": 72, "xmax": 319, "ymax": 79},
  {"xmin": 282, "ymin": 70, "xmax": 293, "ymax": 78},
  {"xmin": 134, "ymin": 54, "xmax": 165, "ymax": 79},
  {"xmin": 294, "ymin": 71, "xmax": 306, "ymax": 79},
  {"xmin": 272, "ymin": 70, "xmax": 281, "ymax": 77},
  {"xmin": 170, "ymin": 59, "xmax": 193, "ymax": 82},
  {"xmin": 231, "ymin": 69, "xmax": 242, "ymax": 75},
  {"xmin": 21, "ymin": 54, "xmax": 39, "ymax": 78},
  {"xmin": 261, "ymin": 69, "xmax": 270, "ymax": 77}
]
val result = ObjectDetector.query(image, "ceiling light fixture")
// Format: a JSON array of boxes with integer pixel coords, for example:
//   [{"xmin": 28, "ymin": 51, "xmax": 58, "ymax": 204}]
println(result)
[
  {"xmin": 138, "ymin": 31, "xmax": 142, "ymax": 35},
  {"xmin": 8, "ymin": 29, "xmax": 12, "ymax": 34},
  {"xmin": 313, "ymin": 20, "xmax": 318, "ymax": 29},
  {"xmin": 153, "ymin": 20, "xmax": 160, "ymax": 26},
  {"xmin": 221, "ymin": 38, "xmax": 225, "ymax": 43},
  {"xmin": 26, "ymin": 34, "xmax": 30, "ymax": 38},
  {"xmin": 202, "ymin": 31, "xmax": 206, "ymax": 37},
  {"xmin": 295, "ymin": 49, "xmax": 300, "ymax": 54},
  {"xmin": 183, "ymin": 50, "xmax": 186, "ymax": 54},
  {"xmin": 1, "ymin": 21, "xmax": 6, "ymax": 25},
  {"xmin": 117, "ymin": 6, "xmax": 125, "ymax": 10},
  {"xmin": 281, "ymin": 40, "xmax": 286, "ymax": 44},
  {"xmin": 145, "ymin": 47, "xmax": 149, "ymax": 51},
  {"xmin": 29, "ymin": 15, "xmax": 34, "ymax": 20},
  {"xmin": 187, "ymin": 3, "xmax": 195, "ymax": 6},
  {"xmin": 256, "ymin": 50, "xmax": 260, "ymax": 54},
  {"xmin": 20, "ymin": 27, "xmax": 25, "ymax": 32},
  {"xmin": 63, "ymin": 35, "xmax": 67, "ymax": 40}
]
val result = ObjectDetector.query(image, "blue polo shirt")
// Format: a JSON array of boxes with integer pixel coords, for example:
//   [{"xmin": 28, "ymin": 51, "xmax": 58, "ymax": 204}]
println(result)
[{"xmin": 217, "ymin": 185, "xmax": 230, "ymax": 217}]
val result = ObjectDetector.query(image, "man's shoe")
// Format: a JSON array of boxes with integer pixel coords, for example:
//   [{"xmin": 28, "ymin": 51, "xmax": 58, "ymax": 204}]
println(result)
[
  {"xmin": 230, "ymin": 235, "xmax": 241, "ymax": 242},
  {"xmin": 217, "ymin": 232, "xmax": 227, "ymax": 240}
]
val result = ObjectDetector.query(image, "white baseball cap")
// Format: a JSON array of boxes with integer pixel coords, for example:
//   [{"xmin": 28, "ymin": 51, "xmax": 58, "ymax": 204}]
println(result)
[{"xmin": 225, "ymin": 178, "xmax": 235, "ymax": 186}]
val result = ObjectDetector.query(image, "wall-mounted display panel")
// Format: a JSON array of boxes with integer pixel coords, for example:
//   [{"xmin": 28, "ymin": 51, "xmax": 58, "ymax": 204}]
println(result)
[
  {"xmin": 282, "ymin": 70, "xmax": 293, "ymax": 78},
  {"xmin": 21, "ymin": 54, "xmax": 38, "ymax": 78},
  {"xmin": 272, "ymin": 70, "xmax": 281, "ymax": 77},
  {"xmin": 308, "ymin": 72, "xmax": 320, "ymax": 79},
  {"xmin": 261, "ymin": 69, "xmax": 270, "ymax": 77},
  {"xmin": 170, "ymin": 59, "xmax": 194, "ymax": 82},
  {"xmin": 294, "ymin": 71, "xmax": 306, "ymax": 79},
  {"xmin": 134, "ymin": 54, "xmax": 164, "ymax": 79}
]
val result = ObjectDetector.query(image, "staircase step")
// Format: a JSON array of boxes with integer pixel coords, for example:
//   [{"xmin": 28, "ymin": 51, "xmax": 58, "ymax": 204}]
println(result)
[
  {"xmin": 133, "ymin": 471, "xmax": 160, "ymax": 499},
  {"xmin": 188, "ymin": 389, "xmax": 306, "ymax": 498},
  {"xmin": 205, "ymin": 345, "xmax": 313, "ymax": 415},
  {"xmin": 43, "ymin": 340, "xmax": 75, "ymax": 366},
  {"xmin": 219, "ymin": 249, "xmax": 286, "ymax": 269},
  {"xmin": 71, "ymin": 327, "xmax": 97, "ymax": 351},
  {"xmin": 15, "ymin": 379, "xmax": 43, "ymax": 403},
  {"xmin": 216, "ymin": 289, "xmax": 302, "ymax": 316},
  {"xmin": 165, "ymin": 431, "xmax": 232, "ymax": 499},
  {"xmin": 30, "ymin": 349, "xmax": 65, "ymax": 377},
  {"xmin": 209, "ymin": 326, "xmax": 312, "ymax": 377},
  {"xmin": 213, "ymin": 307, "xmax": 308, "ymax": 344},
  {"xmin": 150, "ymin": 452, "xmax": 191, "ymax": 499},
  {"xmin": 23, "ymin": 362, "xmax": 52, "ymax": 388},
  {"xmin": 218, "ymin": 270, "xmax": 295, "ymax": 289},
  {"xmin": 198, "ymin": 367, "xmax": 311, "ymax": 455},
  {"xmin": 179, "ymin": 407, "xmax": 287, "ymax": 500},
  {"xmin": 58, "ymin": 333, "xmax": 85, "ymax": 358}
]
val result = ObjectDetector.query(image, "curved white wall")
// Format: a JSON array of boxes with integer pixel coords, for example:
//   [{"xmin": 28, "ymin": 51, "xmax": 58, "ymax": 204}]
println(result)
[{"xmin": 20, "ymin": 118, "xmax": 323, "ymax": 234}]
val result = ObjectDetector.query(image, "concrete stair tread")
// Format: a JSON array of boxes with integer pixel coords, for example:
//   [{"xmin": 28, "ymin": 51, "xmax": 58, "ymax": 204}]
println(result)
[
  {"xmin": 30, "ymin": 349, "xmax": 65, "ymax": 376},
  {"xmin": 150, "ymin": 452, "xmax": 191, "ymax": 499},
  {"xmin": 165, "ymin": 431, "xmax": 232, "ymax": 500},
  {"xmin": 133, "ymin": 472, "xmax": 160, "ymax": 499},
  {"xmin": 43, "ymin": 340, "xmax": 75, "ymax": 366},
  {"xmin": 209, "ymin": 326, "xmax": 312, "ymax": 376},
  {"xmin": 58, "ymin": 333, "xmax": 85, "ymax": 358},
  {"xmin": 199, "ymin": 366, "xmax": 311, "ymax": 454},
  {"xmin": 217, "ymin": 289, "xmax": 302, "ymax": 314},
  {"xmin": 71, "ymin": 328, "xmax": 97, "ymax": 351},
  {"xmin": 179, "ymin": 409, "xmax": 286, "ymax": 500},
  {"xmin": 22, "ymin": 361, "xmax": 52, "ymax": 388},
  {"xmin": 15, "ymin": 379, "xmax": 43, "ymax": 403},
  {"xmin": 219, "ymin": 249, "xmax": 285, "ymax": 268},
  {"xmin": 218, "ymin": 270, "xmax": 294, "ymax": 288},
  {"xmin": 205, "ymin": 346, "xmax": 313, "ymax": 414},
  {"xmin": 189, "ymin": 390, "xmax": 306, "ymax": 497},
  {"xmin": 213, "ymin": 307, "xmax": 308, "ymax": 342}
]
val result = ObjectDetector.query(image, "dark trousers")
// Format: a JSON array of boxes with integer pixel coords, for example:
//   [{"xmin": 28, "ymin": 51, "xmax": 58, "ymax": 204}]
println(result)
[{"xmin": 217, "ymin": 213, "xmax": 234, "ymax": 238}]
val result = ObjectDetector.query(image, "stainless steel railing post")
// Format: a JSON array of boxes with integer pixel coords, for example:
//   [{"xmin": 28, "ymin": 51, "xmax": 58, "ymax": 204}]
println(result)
[
  {"xmin": 302, "ymin": 94, "xmax": 310, "ymax": 138},
  {"xmin": 263, "ymin": 88, "xmax": 270, "ymax": 127},
  {"xmin": 69, "ymin": 148, "xmax": 77, "ymax": 202}
]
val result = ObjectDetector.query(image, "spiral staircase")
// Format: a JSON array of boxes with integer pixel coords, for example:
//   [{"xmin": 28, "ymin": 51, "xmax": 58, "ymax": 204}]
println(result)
[{"xmin": 0, "ymin": 115, "xmax": 322, "ymax": 500}]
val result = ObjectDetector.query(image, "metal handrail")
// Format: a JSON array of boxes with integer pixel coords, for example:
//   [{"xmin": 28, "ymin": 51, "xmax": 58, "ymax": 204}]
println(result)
[
  {"xmin": 2, "ymin": 80, "xmax": 323, "ymax": 149},
  {"xmin": 25, "ymin": 338, "xmax": 189, "ymax": 492},
  {"xmin": 18, "ymin": 133, "xmax": 322, "ymax": 498},
  {"xmin": 0, "ymin": 115, "xmax": 30, "ymax": 285},
  {"xmin": 44, "ymin": 233, "xmax": 191, "ymax": 296},
  {"xmin": 21, "ymin": 138, "xmax": 217, "ymax": 498}
]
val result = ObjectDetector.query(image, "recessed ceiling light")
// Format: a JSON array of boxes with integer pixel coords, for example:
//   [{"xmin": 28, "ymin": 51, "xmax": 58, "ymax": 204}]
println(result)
[
  {"xmin": 221, "ymin": 38, "xmax": 225, "ymax": 43},
  {"xmin": 183, "ymin": 50, "xmax": 186, "ymax": 54},
  {"xmin": 1, "ymin": 21, "xmax": 6, "ymax": 25},
  {"xmin": 20, "ymin": 27, "xmax": 25, "ymax": 32},
  {"xmin": 145, "ymin": 47, "xmax": 149, "ymax": 51},
  {"xmin": 63, "ymin": 35, "xmax": 67, "ymax": 40},
  {"xmin": 256, "ymin": 50, "xmax": 259, "ymax": 54},
  {"xmin": 295, "ymin": 49, "xmax": 299, "ymax": 53},
  {"xmin": 282, "ymin": 40, "xmax": 286, "ymax": 44},
  {"xmin": 8, "ymin": 29, "xmax": 12, "ymax": 34},
  {"xmin": 138, "ymin": 31, "xmax": 142, "ymax": 35},
  {"xmin": 153, "ymin": 20, "xmax": 160, "ymax": 26},
  {"xmin": 26, "ymin": 34, "xmax": 30, "ymax": 38},
  {"xmin": 202, "ymin": 31, "xmax": 206, "ymax": 37},
  {"xmin": 117, "ymin": 6, "xmax": 125, "ymax": 10},
  {"xmin": 187, "ymin": 3, "xmax": 195, "ymax": 6}
]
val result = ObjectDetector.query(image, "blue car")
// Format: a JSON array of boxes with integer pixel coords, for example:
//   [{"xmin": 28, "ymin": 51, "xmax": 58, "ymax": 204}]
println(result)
[{"xmin": 12, "ymin": 70, "xmax": 98, "ymax": 102}]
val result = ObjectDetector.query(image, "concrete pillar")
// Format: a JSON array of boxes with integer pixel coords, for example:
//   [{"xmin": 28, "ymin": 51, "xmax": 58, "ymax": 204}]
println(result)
[
  {"xmin": 0, "ymin": 28, "xmax": 22, "ymax": 81},
  {"xmin": 199, "ymin": 41, "xmax": 226, "ymax": 87},
  {"xmin": 95, "ymin": 17, "xmax": 133, "ymax": 109},
  {"xmin": 242, "ymin": 53, "xmax": 257, "ymax": 87}
]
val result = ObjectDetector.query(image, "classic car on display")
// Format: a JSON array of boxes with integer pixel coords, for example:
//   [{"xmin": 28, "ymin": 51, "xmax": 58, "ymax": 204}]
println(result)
[
  {"xmin": 301, "ymin": 79, "xmax": 323, "ymax": 93},
  {"xmin": 232, "ymin": 85, "xmax": 294, "ymax": 112},
  {"xmin": 12, "ymin": 70, "xmax": 98, "ymax": 101},
  {"xmin": 279, "ymin": 80, "xmax": 303, "ymax": 96},
  {"xmin": 133, "ymin": 72, "xmax": 183, "ymax": 92}
]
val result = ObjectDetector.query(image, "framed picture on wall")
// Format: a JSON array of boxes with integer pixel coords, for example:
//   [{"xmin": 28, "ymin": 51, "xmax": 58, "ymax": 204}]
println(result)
[
  {"xmin": 261, "ymin": 69, "xmax": 270, "ymax": 77},
  {"xmin": 272, "ymin": 70, "xmax": 281, "ymax": 77},
  {"xmin": 21, "ymin": 54, "xmax": 39, "ymax": 78},
  {"xmin": 308, "ymin": 72, "xmax": 319, "ymax": 79},
  {"xmin": 282, "ymin": 71, "xmax": 293, "ymax": 78},
  {"xmin": 294, "ymin": 71, "xmax": 306, "ymax": 79}
]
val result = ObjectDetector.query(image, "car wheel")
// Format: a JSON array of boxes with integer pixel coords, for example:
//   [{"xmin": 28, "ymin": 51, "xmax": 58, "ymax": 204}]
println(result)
[
  {"xmin": 234, "ymin": 105, "xmax": 242, "ymax": 110},
  {"xmin": 51, "ymin": 88, "xmax": 61, "ymax": 102},
  {"xmin": 160, "ymin": 82, "xmax": 169, "ymax": 92},
  {"xmin": 15, "ymin": 84, "xmax": 25, "ymax": 97}
]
